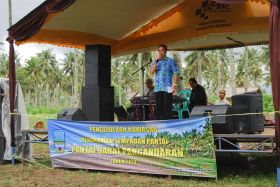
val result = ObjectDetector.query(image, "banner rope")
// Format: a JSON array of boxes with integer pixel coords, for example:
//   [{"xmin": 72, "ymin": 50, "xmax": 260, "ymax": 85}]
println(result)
[
  {"xmin": 10, "ymin": 112, "xmax": 51, "ymax": 119},
  {"xmin": 9, "ymin": 111, "xmax": 280, "ymax": 120},
  {"xmin": 205, "ymin": 111, "xmax": 277, "ymax": 118},
  {"xmin": 9, "ymin": 153, "xmax": 53, "ymax": 169},
  {"xmin": 32, "ymin": 153, "xmax": 51, "ymax": 157}
]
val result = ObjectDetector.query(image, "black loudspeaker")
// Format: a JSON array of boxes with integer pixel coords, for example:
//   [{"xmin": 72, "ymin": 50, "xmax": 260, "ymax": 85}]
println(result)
[
  {"xmin": 114, "ymin": 106, "xmax": 128, "ymax": 121},
  {"xmin": 82, "ymin": 86, "xmax": 114, "ymax": 121},
  {"xmin": 191, "ymin": 105, "xmax": 234, "ymax": 134},
  {"xmin": 232, "ymin": 93, "xmax": 264, "ymax": 133},
  {"xmin": 57, "ymin": 108, "xmax": 88, "ymax": 121},
  {"xmin": 85, "ymin": 45, "xmax": 111, "ymax": 86}
]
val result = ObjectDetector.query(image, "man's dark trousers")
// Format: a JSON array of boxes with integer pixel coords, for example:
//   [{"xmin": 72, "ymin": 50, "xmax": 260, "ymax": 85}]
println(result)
[{"xmin": 155, "ymin": 91, "xmax": 173, "ymax": 120}]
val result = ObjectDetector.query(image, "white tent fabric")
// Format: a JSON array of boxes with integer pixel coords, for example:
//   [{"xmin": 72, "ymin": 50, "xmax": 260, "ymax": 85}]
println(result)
[{"xmin": 0, "ymin": 78, "xmax": 31, "ymax": 160}]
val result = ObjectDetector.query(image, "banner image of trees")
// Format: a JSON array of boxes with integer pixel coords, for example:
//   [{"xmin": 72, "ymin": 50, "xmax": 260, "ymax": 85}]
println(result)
[{"xmin": 135, "ymin": 120, "xmax": 216, "ymax": 177}]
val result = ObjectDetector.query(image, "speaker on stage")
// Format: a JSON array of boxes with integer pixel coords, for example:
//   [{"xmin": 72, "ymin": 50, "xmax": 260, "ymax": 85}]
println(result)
[
  {"xmin": 114, "ymin": 106, "xmax": 128, "ymax": 121},
  {"xmin": 191, "ymin": 105, "xmax": 234, "ymax": 134},
  {"xmin": 82, "ymin": 86, "xmax": 114, "ymax": 121},
  {"xmin": 232, "ymin": 93, "xmax": 264, "ymax": 133},
  {"xmin": 57, "ymin": 108, "xmax": 88, "ymax": 121}
]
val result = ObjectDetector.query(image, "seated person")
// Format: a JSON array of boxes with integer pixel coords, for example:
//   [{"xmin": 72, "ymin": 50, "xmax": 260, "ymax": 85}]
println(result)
[
  {"xmin": 144, "ymin": 78, "xmax": 155, "ymax": 120},
  {"xmin": 188, "ymin": 78, "xmax": 207, "ymax": 112},
  {"xmin": 215, "ymin": 89, "xmax": 230, "ymax": 105},
  {"xmin": 145, "ymin": 78, "xmax": 154, "ymax": 97},
  {"xmin": 127, "ymin": 79, "xmax": 155, "ymax": 121}
]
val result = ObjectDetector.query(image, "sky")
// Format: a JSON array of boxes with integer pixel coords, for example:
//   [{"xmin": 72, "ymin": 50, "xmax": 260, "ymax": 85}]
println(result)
[{"xmin": 0, "ymin": 0, "xmax": 72, "ymax": 62}]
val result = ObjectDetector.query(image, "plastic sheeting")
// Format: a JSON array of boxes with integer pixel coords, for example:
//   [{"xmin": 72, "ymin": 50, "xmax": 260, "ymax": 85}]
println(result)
[{"xmin": 0, "ymin": 78, "xmax": 30, "ymax": 160}]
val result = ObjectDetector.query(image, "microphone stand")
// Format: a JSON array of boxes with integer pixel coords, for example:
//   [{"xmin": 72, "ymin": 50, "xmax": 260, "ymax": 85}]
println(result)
[{"xmin": 131, "ymin": 59, "xmax": 153, "ymax": 121}]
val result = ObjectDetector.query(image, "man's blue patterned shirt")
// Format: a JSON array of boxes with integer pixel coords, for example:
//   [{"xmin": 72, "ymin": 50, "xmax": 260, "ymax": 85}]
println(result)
[{"xmin": 151, "ymin": 56, "xmax": 179, "ymax": 93}]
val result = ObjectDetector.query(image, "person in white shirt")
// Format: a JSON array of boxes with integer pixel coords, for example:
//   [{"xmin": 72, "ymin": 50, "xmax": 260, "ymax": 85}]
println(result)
[
  {"xmin": 144, "ymin": 78, "xmax": 154, "ymax": 97},
  {"xmin": 215, "ymin": 89, "xmax": 230, "ymax": 105}
]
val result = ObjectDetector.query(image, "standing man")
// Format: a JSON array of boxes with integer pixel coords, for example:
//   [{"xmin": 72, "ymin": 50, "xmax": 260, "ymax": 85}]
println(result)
[
  {"xmin": 188, "ymin": 78, "xmax": 207, "ymax": 112},
  {"xmin": 150, "ymin": 44, "xmax": 179, "ymax": 120}
]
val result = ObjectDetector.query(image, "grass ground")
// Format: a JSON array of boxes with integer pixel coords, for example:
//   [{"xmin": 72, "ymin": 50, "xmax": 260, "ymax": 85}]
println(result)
[
  {"xmin": 0, "ymin": 144, "xmax": 276, "ymax": 187},
  {"xmin": 0, "ymin": 107, "xmax": 276, "ymax": 187},
  {"xmin": 26, "ymin": 106, "xmax": 58, "ymax": 129}
]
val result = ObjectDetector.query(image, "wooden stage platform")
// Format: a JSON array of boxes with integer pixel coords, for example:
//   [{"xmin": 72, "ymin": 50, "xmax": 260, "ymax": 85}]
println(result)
[{"xmin": 214, "ymin": 126, "xmax": 275, "ymax": 154}]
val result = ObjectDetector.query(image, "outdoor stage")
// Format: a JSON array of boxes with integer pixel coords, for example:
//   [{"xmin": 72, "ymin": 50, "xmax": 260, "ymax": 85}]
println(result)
[
  {"xmin": 22, "ymin": 123, "xmax": 276, "ymax": 155},
  {"xmin": 5, "ymin": 0, "xmax": 280, "ymax": 183}
]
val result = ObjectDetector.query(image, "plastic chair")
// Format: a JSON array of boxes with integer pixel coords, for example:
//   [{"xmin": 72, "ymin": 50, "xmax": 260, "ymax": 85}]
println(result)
[{"xmin": 173, "ymin": 89, "xmax": 191, "ymax": 119}]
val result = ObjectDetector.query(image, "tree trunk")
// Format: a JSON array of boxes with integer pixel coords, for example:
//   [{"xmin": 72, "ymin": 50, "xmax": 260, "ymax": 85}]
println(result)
[
  {"xmin": 35, "ymin": 85, "xmax": 38, "ymax": 107},
  {"xmin": 244, "ymin": 47, "xmax": 249, "ymax": 92},
  {"xmin": 254, "ymin": 73, "xmax": 258, "ymax": 88},
  {"xmin": 172, "ymin": 51, "xmax": 184, "ymax": 92},
  {"xmin": 38, "ymin": 86, "xmax": 41, "ymax": 107},
  {"xmin": 228, "ymin": 49, "xmax": 237, "ymax": 95},
  {"xmin": 54, "ymin": 84, "xmax": 60, "ymax": 106},
  {"xmin": 45, "ymin": 84, "xmax": 49, "ymax": 107},
  {"xmin": 73, "ymin": 51, "xmax": 79, "ymax": 107},
  {"xmin": 118, "ymin": 65, "xmax": 122, "ymax": 105},
  {"xmin": 197, "ymin": 51, "xmax": 203, "ymax": 84},
  {"xmin": 27, "ymin": 90, "xmax": 31, "ymax": 105},
  {"xmin": 79, "ymin": 56, "xmax": 85, "ymax": 108},
  {"xmin": 217, "ymin": 51, "xmax": 222, "ymax": 92}
]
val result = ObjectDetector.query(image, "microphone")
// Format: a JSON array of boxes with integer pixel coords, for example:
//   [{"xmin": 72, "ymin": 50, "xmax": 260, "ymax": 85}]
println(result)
[
  {"xmin": 130, "ymin": 92, "xmax": 139, "ymax": 101},
  {"xmin": 152, "ymin": 58, "xmax": 160, "ymax": 64},
  {"xmin": 149, "ymin": 58, "xmax": 159, "ymax": 65}
]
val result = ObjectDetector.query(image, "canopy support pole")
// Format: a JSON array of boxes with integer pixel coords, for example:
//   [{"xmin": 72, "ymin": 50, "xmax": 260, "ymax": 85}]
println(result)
[
  {"xmin": 7, "ymin": 39, "xmax": 16, "ymax": 164},
  {"xmin": 269, "ymin": 2, "xmax": 280, "ymax": 186}
]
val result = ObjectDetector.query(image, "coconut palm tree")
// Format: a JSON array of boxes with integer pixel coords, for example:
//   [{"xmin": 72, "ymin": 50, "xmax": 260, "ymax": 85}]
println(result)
[
  {"xmin": 112, "ymin": 57, "xmax": 124, "ymax": 105},
  {"xmin": 73, "ymin": 50, "xmax": 82, "ymax": 107},
  {"xmin": 183, "ymin": 51, "xmax": 208, "ymax": 84},
  {"xmin": 260, "ymin": 45, "xmax": 270, "ymax": 87},
  {"xmin": 0, "ymin": 53, "xmax": 9, "ymax": 77},
  {"xmin": 130, "ymin": 52, "xmax": 152, "ymax": 95},
  {"xmin": 236, "ymin": 47, "xmax": 262, "ymax": 88},
  {"xmin": 243, "ymin": 46, "xmax": 249, "ymax": 92},
  {"xmin": 24, "ymin": 57, "xmax": 44, "ymax": 106},
  {"xmin": 37, "ymin": 49, "xmax": 57, "ymax": 107},
  {"xmin": 61, "ymin": 50, "xmax": 84, "ymax": 106},
  {"xmin": 227, "ymin": 49, "xmax": 237, "ymax": 95},
  {"xmin": 0, "ymin": 52, "xmax": 21, "ymax": 77},
  {"xmin": 75, "ymin": 50, "xmax": 85, "ymax": 108},
  {"xmin": 216, "ymin": 49, "xmax": 230, "ymax": 92},
  {"xmin": 172, "ymin": 51, "xmax": 184, "ymax": 92}
]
